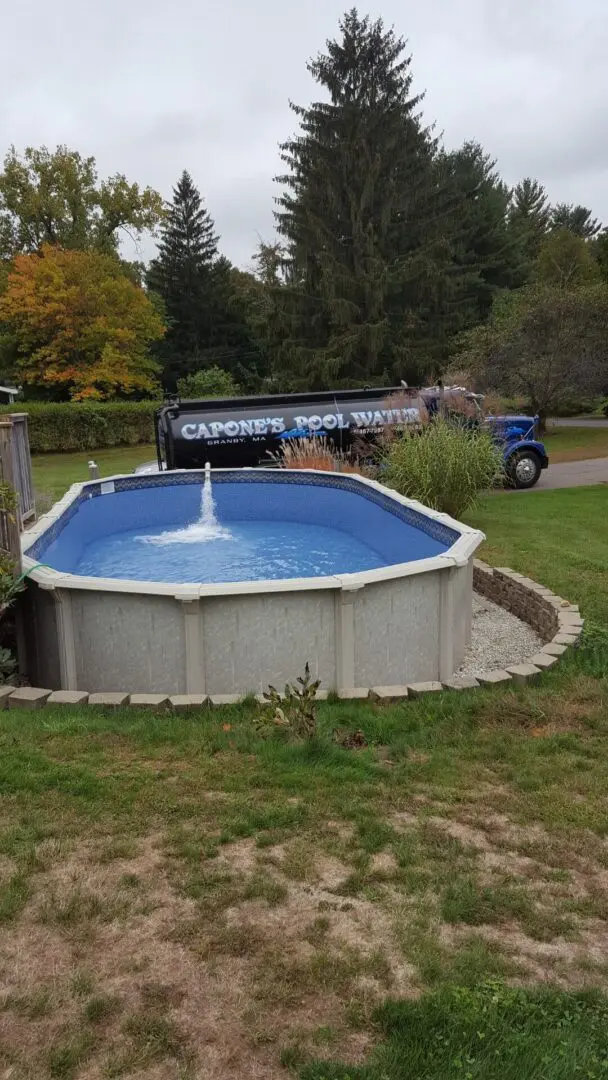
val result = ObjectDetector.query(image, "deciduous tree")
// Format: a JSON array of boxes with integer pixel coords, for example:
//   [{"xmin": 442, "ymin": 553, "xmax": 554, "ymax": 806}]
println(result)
[
  {"xmin": 593, "ymin": 229, "xmax": 608, "ymax": 284},
  {"xmin": 458, "ymin": 282, "xmax": 608, "ymax": 426},
  {"xmin": 534, "ymin": 229, "xmax": 601, "ymax": 290},
  {"xmin": 0, "ymin": 245, "xmax": 164, "ymax": 400},
  {"xmin": 176, "ymin": 366, "xmax": 239, "ymax": 398},
  {"xmin": 0, "ymin": 145, "xmax": 164, "ymax": 258}
]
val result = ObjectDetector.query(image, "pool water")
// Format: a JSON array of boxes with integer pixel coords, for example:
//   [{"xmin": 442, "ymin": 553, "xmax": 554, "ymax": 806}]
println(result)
[
  {"xmin": 32, "ymin": 476, "xmax": 456, "ymax": 584},
  {"xmin": 75, "ymin": 521, "xmax": 387, "ymax": 583}
]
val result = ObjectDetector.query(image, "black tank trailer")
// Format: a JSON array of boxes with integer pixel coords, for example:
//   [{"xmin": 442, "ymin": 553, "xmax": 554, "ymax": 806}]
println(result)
[{"xmin": 155, "ymin": 386, "xmax": 433, "ymax": 470}]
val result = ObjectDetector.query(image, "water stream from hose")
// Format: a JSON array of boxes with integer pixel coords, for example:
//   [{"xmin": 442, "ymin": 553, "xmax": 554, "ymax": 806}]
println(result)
[{"xmin": 139, "ymin": 462, "xmax": 232, "ymax": 545}]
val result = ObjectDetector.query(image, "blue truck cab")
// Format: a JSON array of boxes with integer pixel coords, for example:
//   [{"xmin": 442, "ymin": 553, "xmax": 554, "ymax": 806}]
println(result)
[
  {"xmin": 422, "ymin": 390, "xmax": 549, "ymax": 488},
  {"xmin": 486, "ymin": 414, "xmax": 549, "ymax": 489}
]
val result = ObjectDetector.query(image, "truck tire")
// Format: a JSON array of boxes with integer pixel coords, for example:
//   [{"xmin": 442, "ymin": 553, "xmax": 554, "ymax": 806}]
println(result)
[{"xmin": 507, "ymin": 450, "xmax": 542, "ymax": 489}]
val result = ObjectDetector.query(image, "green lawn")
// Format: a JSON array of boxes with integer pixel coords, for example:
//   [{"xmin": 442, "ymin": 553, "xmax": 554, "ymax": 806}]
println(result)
[
  {"xmin": 467, "ymin": 486, "xmax": 608, "ymax": 625},
  {"xmin": 1, "ymin": 645, "xmax": 607, "ymax": 1077},
  {"xmin": 543, "ymin": 424, "xmax": 608, "ymax": 462},
  {"xmin": 5, "ymin": 472, "xmax": 608, "ymax": 1076},
  {"xmin": 302, "ymin": 984, "xmax": 608, "ymax": 1079},
  {"xmin": 32, "ymin": 444, "xmax": 155, "ymax": 504}
]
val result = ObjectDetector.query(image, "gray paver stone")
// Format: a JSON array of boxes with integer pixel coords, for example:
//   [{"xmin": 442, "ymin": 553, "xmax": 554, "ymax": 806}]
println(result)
[
  {"xmin": 88, "ymin": 693, "xmax": 129, "ymax": 707},
  {"xmin": 8, "ymin": 687, "xmax": 51, "ymax": 709},
  {"xmin": 47, "ymin": 691, "xmax": 89, "ymax": 706},
  {"xmin": 506, "ymin": 664, "xmax": 542, "ymax": 685}
]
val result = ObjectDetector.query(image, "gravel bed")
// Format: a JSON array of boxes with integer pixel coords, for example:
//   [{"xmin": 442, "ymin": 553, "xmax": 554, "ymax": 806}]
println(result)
[{"xmin": 458, "ymin": 593, "xmax": 543, "ymax": 676}]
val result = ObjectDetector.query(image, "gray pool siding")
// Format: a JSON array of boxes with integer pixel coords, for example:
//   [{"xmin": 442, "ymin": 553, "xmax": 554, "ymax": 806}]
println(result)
[{"xmin": 22, "ymin": 561, "xmax": 475, "ymax": 696}]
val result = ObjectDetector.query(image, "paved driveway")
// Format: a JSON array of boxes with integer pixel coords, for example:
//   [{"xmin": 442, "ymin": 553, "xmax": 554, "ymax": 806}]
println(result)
[{"xmin": 521, "ymin": 457, "xmax": 608, "ymax": 491}]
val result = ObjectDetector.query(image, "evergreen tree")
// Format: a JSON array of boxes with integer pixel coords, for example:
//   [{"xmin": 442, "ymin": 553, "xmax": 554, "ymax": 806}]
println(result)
[
  {"xmin": 593, "ymin": 228, "xmax": 608, "ymax": 284},
  {"xmin": 147, "ymin": 170, "xmax": 220, "ymax": 387},
  {"xmin": 273, "ymin": 9, "xmax": 457, "ymax": 388},
  {"xmin": 440, "ymin": 142, "xmax": 523, "ymax": 328},
  {"xmin": 508, "ymin": 178, "xmax": 551, "ymax": 263},
  {"xmin": 550, "ymin": 202, "xmax": 602, "ymax": 239}
]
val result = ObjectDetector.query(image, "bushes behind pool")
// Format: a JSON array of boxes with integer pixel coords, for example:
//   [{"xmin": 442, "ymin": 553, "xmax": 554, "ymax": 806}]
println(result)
[{"xmin": 0, "ymin": 401, "xmax": 159, "ymax": 453}]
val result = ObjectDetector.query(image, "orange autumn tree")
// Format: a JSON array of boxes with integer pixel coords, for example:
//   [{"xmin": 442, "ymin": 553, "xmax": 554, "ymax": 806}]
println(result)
[{"xmin": 0, "ymin": 245, "xmax": 164, "ymax": 399}]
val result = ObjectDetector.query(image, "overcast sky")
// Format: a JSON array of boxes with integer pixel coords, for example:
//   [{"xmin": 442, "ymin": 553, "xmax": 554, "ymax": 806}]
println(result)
[{"xmin": 2, "ymin": 0, "xmax": 607, "ymax": 267}]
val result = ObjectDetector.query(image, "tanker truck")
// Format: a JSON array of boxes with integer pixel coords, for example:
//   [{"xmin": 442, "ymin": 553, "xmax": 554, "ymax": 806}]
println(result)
[{"xmin": 153, "ymin": 385, "xmax": 549, "ymax": 489}]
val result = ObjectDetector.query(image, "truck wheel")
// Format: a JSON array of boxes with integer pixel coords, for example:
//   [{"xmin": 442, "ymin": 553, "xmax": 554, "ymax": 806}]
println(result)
[{"xmin": 507, "ymin": 451, "xmax": 542, "ymax": 489}]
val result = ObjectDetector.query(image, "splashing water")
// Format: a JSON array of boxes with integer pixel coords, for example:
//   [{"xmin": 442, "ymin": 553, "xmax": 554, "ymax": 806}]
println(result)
[{"xmin": 139, "ymin": 463, "xmax": 232, "ymax": 545}]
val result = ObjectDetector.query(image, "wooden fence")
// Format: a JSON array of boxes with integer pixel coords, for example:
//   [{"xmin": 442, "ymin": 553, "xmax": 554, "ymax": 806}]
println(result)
[{"xmin": 0, "ymin": 413, "xmax": 35, "ymax": 572}]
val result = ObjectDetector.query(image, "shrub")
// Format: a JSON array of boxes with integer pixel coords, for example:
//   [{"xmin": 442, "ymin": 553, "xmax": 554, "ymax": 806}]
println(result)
[
  {"xmin": 550, "ymin": 394, "xmax": 600, "ymax": 417},
  {"xmin": 255, "ymin": 663, "xmax": 320, "ymax": 740},
  {"xmin": 0, "ymin": 401, "xmax": 158, "ymax": 453},
  {"xmin": 0, "ymin": 647, "xmax": 17, "ymax": 684},
  {"xmin": 382, "ymin": 418, "xmax": 503, "ymax": 518},
  {"xmin": 176, "ymin": 366, "xmax": 239, "ymax": 399},
  {"xmin": 0, "ymin": 552, "xmax": 24, "ymax": 612}
]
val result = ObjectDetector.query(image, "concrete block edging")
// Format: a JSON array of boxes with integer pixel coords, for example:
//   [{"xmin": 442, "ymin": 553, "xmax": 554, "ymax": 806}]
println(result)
[{"xmin": 2, "ymin": 561, "xmax": 582, "ymax": 711}]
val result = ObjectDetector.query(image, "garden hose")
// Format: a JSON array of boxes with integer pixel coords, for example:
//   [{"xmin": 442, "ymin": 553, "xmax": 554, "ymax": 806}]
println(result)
[{"xmin": 15, "ymin": 563, "xmax": 55, "ymax": 585}]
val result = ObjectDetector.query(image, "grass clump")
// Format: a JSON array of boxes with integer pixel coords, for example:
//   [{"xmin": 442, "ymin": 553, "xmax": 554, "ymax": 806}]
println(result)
[
  {"xmin": 441, "ymin": 874, "xmax": 533, "ymax": 926},
  {"xmin": 48, "ymin": 1032, "xmax": 93, "ymax": 1078},
  {"xmin": 122, "ymin": 1012, "xmax": 185, "ymax": 1065},
  {"xmin": 383, "ymin": 417, "xmax": 503, "ymax": 517},
  {"xmin": 83, "ymin": 993, "xmax": 122, "ymax": 1024},
  {"xmin": 0, "ymin": 873, "xmax": 30, "ymax": 923}
]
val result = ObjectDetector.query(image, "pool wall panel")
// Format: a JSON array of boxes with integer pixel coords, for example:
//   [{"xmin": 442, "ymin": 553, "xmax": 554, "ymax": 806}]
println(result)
[
  {"xmin": 352, "ymin": 572, "xmax": 442, "ymax": 686},
  {"xmin": 452, "ymin": 561, "xmax": 474, "ymax": 667},
  {"xmin": 201, "ymin": 591, "xmax": 337, "ymax": 695},
  {"xmin": 69, "ymin": 591, "xmax": 186, "ymax": 694}
]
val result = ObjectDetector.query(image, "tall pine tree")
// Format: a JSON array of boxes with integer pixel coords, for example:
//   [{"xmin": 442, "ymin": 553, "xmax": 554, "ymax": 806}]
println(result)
[
  {"xmin": 440, "ymin": 142, "xmax": 524, "ymax": 329},
  {"xmin": 147, "ymin": 171, "xmax": 220, "ymax": 388},
  {"xmin": 550, "ymin": 203, "xmax": 602, "ymax": 239},
  {"xmin": 508, "ymin": 178, "xmax": 551, "ymax": 265},
  {"xmin": 273, "ymin": 9, "xmax": 457, "ymax": 388}
]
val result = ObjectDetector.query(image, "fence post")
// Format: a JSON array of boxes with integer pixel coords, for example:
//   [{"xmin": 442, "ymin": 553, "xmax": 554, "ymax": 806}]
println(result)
[
  {"xmin": 6, "ymin": 413, "xmax": 35, "ymax": 527},
  {"xmin": 0, "ymin": 421, "xmax": 22, "ymax": 574}
]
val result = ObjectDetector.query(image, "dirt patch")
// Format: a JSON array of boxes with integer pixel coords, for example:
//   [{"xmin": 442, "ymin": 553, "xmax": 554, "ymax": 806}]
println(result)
[
  {"xmin": 428, "ymin": 817, "xmax": 493, "ymax": 853},
  {"xmin": 213, "ymin": 837, "xmax": 259, "ymax": 876},
  {"xmin": 391, "ymin": 810, "xmax": 419, "ymax": 831},
  {"xmin": 370, "ymin": 852, "xmax": 399, "ymax": 876},
  {"xmin": 0, "ymin": 834, "xmax": 413, "ymax": 1078},
  {"xmin": 445, "ymin": 921, "xmax": 608, "ymax": 987}
]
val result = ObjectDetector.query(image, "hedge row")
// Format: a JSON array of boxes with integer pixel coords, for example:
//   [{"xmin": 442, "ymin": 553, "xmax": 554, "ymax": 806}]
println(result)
[{"xmin": 0, "ymin": 402, "xmax": 159, "ymax": 453}]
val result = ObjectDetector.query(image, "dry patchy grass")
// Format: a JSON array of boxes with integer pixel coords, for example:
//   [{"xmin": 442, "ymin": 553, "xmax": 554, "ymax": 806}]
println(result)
[{"xmin": 2, "ymin": 799, "xmax": 608, "ymax": 1079}]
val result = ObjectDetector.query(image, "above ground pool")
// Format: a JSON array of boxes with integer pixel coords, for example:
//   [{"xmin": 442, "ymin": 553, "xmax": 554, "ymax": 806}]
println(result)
[{"xmin": 21, "ymin": 469, "xmax": 484, "ymax": 697}]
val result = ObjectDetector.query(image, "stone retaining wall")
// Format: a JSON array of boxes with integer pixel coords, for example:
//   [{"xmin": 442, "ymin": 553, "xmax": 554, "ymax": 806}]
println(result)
[
  {"xmin": 473, "ymin": 561, "xmax": 562, "ymax": 639},
  {"xmin": 1, "ymin": 561, "xmax": 584, "ymax": 710}
]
